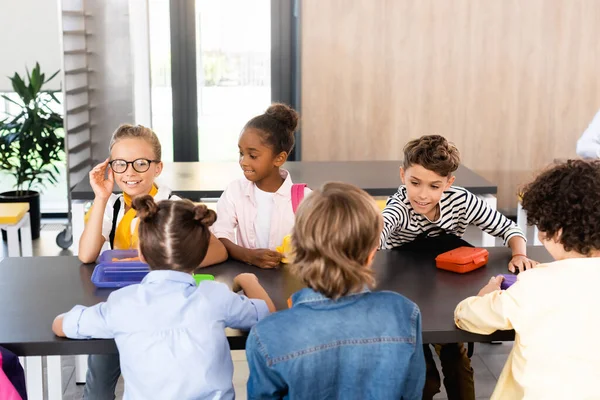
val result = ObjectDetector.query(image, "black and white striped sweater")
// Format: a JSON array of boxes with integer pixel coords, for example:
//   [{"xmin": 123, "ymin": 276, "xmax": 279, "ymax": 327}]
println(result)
[{"xmin": 379, "ymin": 186, "xmax": 525, "ymax": 249}]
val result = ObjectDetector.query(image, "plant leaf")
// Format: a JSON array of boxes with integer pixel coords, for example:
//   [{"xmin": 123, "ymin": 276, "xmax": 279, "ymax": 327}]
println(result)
[
  {"xmin": 0, "ymin": 63, "xmax": 65, "ymax": 193},
  {"xmin": 45, "ymin": 69, "xmax": 60, "ymax": 83},
  {"xmin": 47, "ymin": 91, "xmax": 61, "ymax": 105},
  {"xmin": 1, "ymin": 94, "xmax": 22, "ymax": 107},
  {"xmin": 10, "ymin": 73, "xmax": 28, "ymax": 102}
]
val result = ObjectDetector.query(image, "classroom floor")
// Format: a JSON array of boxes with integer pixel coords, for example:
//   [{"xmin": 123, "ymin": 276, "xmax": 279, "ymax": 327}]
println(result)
[{"xmin": 1, "ymin": 222, "xmax": 517, "ymax": 399}]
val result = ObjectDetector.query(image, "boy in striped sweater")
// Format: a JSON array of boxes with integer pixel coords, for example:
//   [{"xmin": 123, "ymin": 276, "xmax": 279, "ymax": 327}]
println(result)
[{"xmin": 380, "ymin": 135, "xmax": 537, "ymax": 400}]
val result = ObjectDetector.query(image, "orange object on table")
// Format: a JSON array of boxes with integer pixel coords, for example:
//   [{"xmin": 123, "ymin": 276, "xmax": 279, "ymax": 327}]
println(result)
[
  {"xmin": 112, "ymin": 256, "xmax": 141, "ymax": 262},
  {"xmin": 435, "ymin": 247, "xmax": 489, "ymax": 274}
]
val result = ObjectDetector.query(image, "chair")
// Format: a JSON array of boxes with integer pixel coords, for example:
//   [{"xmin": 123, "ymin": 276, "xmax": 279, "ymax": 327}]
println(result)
[{"xmin": 517, "ymin": 199, "xmax": 541, "ymax": 245}]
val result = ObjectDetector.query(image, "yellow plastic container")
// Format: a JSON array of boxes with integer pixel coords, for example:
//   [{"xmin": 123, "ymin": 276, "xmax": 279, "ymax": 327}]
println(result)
[{"xmin": 276, "ymin": 235, "xmax": 293, "ymax": 263}]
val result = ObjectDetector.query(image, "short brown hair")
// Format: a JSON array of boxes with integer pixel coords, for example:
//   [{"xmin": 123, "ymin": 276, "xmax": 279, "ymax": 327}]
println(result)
[
  {"xmin": 244, "ymin": 103, "xmax": 299, "ymax": 155},
  {"xmin": 521, "ymin": 159, "xmax": 600, "ymax": 256},
  {"xmin": 132, "ymin": 196, "xmax": 216, "ymax": 272},
  {"xmin": 290, "ymin": 182, "xmax": 383, "ymax": 299},
  {"xmin": 109, "ymin": 124, "xmax": 162, "ymax": 161},
  {"xmin": 403, "ymin": 135, "xmax": 460, "ymax": 177}
]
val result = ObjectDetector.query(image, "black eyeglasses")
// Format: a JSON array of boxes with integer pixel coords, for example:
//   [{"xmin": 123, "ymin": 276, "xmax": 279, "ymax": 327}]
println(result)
[{"xmin": 109, "ymin": 159, "xmax": 160, "ymax": 174}]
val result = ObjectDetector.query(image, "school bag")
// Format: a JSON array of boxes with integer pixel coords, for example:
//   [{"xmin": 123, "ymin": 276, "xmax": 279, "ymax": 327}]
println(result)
[
  {"xmin": 291, "ymin": 183, "xmax": 307, "ymax": 213},
  {"xmin": 0, "ymin": 346, "xmax": 27, "ymax": 400},
  {"xmin": 277, "ymin": 183, "xmax": 308, "ymax": 263}
]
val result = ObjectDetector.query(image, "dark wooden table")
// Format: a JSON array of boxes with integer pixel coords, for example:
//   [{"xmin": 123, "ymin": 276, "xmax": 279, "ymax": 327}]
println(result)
[
  {"xmin": 0, "ymin": 246, "xmax": 551, "ymax": 356},
  {"xmin": 71, "ymin": 161, "xmax": 497, "ymax": 200}
]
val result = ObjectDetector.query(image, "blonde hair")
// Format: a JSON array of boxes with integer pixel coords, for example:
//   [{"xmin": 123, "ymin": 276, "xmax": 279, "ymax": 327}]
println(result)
[
  {"xmin": 290, "ymin": 182, "xmax": 383, "ymax": 299},
  {"xmin": 109, "ymin": 124, "xmax": 162, "ymax": 161}
]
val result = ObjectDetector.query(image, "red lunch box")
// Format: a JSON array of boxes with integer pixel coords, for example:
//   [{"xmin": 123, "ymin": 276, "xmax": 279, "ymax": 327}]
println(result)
[{"xmin": 435, "ymin": 247, "xmax": 489, "ymax": 274}]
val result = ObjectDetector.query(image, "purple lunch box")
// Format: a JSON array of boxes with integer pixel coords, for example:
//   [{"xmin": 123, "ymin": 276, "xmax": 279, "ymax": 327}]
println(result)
[
  {"xmin": 500, "ymin": 274, "xmax": 518, "ymax": 290},
  {"xmin": 98, "ymin": 249, "xmax": 146, "ymax": 266},
  {"xmin": 91, "ymin": 263, "xmax": 151, "ymax": 288}
]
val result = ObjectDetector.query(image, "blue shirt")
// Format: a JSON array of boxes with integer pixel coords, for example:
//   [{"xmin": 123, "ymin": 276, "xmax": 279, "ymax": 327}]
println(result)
[
  {"xmin": 63, "ymin": 270, "xmax": 270, "ymax": 400},
  {"xmin": 246, "ymin": 288, "xmax": 425, "ymax": 400}
]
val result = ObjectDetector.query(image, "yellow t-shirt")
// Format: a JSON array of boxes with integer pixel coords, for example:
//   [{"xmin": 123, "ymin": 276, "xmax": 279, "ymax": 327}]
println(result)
[{"xmin": 84, "ymin": 185, "xmax": 179, "ymax": 249}]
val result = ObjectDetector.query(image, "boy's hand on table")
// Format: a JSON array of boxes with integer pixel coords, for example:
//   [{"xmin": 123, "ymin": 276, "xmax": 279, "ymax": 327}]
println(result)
[
  {"xmin": 477, "ymin": 276, "xmax": 504, "ymax": 297},
  {"xmin": 508, "ymin": 255, "xmax": 539, "ymax": 273},
  {"xmin": 247, "ymin": 249, "xmax": 283, "ymax": 269}
]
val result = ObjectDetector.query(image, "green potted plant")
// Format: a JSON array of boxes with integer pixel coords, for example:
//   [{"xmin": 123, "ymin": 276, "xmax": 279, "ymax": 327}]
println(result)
[{"xmin": 0, "ymin": 63, "xmax": 64, "ymax": 240}]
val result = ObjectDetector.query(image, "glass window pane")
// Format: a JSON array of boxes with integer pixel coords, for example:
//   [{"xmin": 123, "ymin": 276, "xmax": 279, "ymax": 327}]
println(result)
[
  {"xmin": 149, "ymin": 0, "xmax": 174, "ymax": 162},
  {"xmin": 196, "ymin": 0, "xmax": 271, "ymax": 161}
]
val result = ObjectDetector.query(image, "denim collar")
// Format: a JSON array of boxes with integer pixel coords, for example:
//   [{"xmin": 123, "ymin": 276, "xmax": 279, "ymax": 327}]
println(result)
[
  {"xmin": 291, "ymin": 287, "xmax": 371, "ymax": 307},
  {"xmin": 141, "ymin": 270, "xmax": 196, "ymax": 286}
]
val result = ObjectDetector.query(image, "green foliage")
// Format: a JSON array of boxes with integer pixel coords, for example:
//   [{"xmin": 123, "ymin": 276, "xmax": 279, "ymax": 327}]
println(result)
[
  {"xmin": 203, "ymin": 52, "xmax": 226, "ymax": 86},
  {"xmin": 0, "ymin": 63, "xmax": 64, "ymax": 195}
]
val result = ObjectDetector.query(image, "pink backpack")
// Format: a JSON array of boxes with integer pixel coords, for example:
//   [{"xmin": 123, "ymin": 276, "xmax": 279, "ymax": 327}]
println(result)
[
  {"xmin": 291, "ymin": 184, "xmax": 307, "ymax": 213},
  {"xmin": 0, "ymin": 351, "xmax": 22, "ymax": 400}
]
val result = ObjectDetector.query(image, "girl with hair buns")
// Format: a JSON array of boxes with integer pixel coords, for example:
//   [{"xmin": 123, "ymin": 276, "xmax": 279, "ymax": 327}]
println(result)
[
  {"xmin": 53, "ymin": 196, "xmax": 275, "ymax": 400},
  {"xmin": 212, "ymin": 103, "xmax": 311, "ymax": 268}
]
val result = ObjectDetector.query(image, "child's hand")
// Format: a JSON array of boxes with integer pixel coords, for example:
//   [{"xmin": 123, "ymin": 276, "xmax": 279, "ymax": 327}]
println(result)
[
  {"xmin": 477, "ymin": 275, "xmax": 504, "ymax": 297},
  {"xmin": 508, "ymin": 255, "xmax": 538, "ymax": 273},
  {"xmin": 232, "ymin": 273, "xmax": 259, "ymax": 292},
  {"xmin": 89, "ymin": 158, "xmax": 114, "ymax": 200},
  {"xmin": 232, "ymin": 272, "xmax": 276, "ymax": 312},
  {"xmin": 52, "ymin": 314, "xmax": 66, "ymax": 337},
  {"xmin": 248, "ymin": 249, "xmax": 283, "ymax": 269}
]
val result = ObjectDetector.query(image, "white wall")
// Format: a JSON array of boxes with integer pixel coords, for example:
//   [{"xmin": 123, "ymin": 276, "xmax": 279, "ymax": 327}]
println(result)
[
  {"xmin": 0, "ymin": 0, "xmax": 61, "ymax": 91},
  {"xmin": 0, "ymin": 0, "xmax": 65, "ymax": 212}
]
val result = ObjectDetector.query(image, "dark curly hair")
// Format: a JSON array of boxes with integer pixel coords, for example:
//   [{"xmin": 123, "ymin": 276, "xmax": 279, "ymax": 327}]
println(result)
[
  {"xmin": 244, "ymin": 103, "xmax": 299, "ymax": 155},
  {"xmin": 521, "ymin": 159, "xmax": 600, "ymax": 256},
  {"xmin": 403, "ymin": 135, "xmax": 460, "ymax": 177}
]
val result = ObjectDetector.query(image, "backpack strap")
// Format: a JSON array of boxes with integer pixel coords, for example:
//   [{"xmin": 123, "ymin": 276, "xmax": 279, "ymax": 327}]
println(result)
[
  {"xmin": 109, "ymin": 198, "xmax": 122, "ymax": 250},
  {"xmin": 291, "ymin": 183, "xmax": 307, "ymax": 214}
]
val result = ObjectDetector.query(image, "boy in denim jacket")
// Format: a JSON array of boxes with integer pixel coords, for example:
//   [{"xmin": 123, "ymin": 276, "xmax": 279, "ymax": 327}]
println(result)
[{"xmin": 246, "ymin": 182, "xmax": 425, "ymax": 399}]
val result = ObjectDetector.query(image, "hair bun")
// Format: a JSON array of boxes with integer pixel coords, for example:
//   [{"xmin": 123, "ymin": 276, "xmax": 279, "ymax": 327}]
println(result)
[
  {"xmin": 193, "ymin": 204, "xmax": 217, "ymax": 227},
  {"xmin": 132, "ymin": 195, "xmax": 159, "ymax": 222},
  {"xmin": 265, "ymin": 103, "xmax": 299, "ymax": 132}
]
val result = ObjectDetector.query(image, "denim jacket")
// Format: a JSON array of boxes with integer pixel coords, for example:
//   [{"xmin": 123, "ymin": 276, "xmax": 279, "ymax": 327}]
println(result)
[{"xmin": 246, "ymin": 288, "xmax": 425, "ymax": 400}]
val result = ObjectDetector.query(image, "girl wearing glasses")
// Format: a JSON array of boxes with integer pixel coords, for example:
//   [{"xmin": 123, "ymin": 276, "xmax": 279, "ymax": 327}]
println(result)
[{"xmin": 77, "ymin": 124, "xmax": 227, "ymax": 399}]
